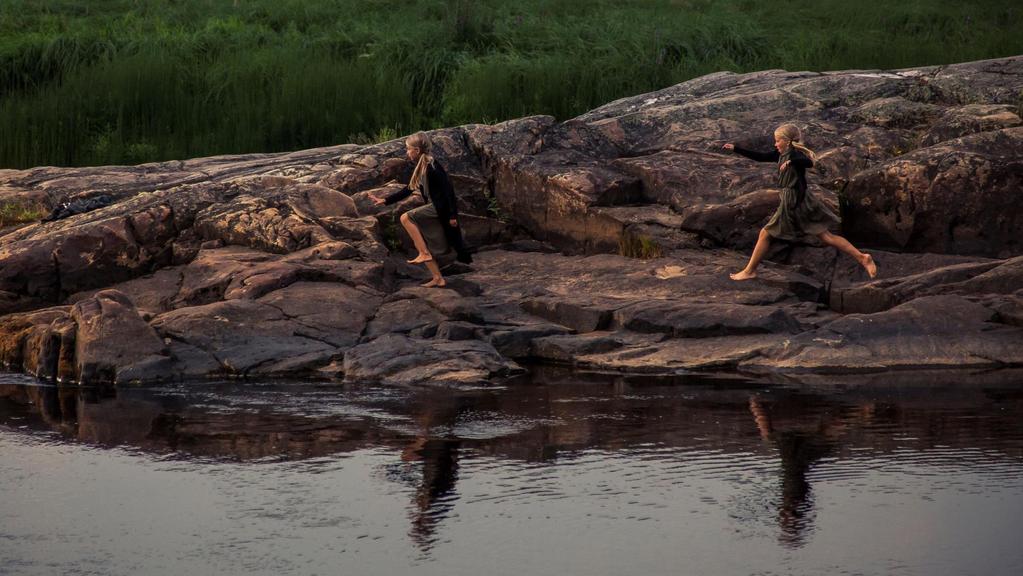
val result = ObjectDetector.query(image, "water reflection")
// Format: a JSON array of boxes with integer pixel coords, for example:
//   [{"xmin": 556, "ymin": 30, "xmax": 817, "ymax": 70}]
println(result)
[
  {"xmin": 749, "ymin": 394, "xmax": 844, "ymax": 547},
  {"xmin": 3, "ymin": 367, "xmax": 1023, "ymax": 565},
  {"xmin": 399, "ymin": 395, "xmax": 467, "ymax": 553}
]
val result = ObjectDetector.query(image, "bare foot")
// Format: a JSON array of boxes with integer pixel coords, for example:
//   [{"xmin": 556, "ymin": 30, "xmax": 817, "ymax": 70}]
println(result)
[
  {"xmin": 729, "ymin": 270, "xmax": 758, "ymax": 281},
  {"xmin": 861, "ymin": 253, "xmax": 877, "ymax": 278},
  {"xmin": 407, "ymin": 253, "xmax": 433, "ymax": 264},
  {"xmin": 421, "ymin": 278, "xmax": 446, "ymax": 288}
]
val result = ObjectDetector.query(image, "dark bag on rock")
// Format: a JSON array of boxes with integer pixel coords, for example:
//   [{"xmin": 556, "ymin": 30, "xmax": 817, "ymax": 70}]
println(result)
[{"xmin": 42, "ymin": 195, "xmax": 114, "ymax": 222}]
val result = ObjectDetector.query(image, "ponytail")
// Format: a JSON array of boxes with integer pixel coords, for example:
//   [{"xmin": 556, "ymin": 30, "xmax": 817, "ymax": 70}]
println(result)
[{"xmin": 406, "ymin": 131, "xmax": 434, "ymax": 191}]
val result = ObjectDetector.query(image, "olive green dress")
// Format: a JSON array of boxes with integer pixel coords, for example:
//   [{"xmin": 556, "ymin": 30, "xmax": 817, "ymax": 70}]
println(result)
[{"xmin": 734, "ymin": 145, "xmax": 840, "ymax": 241}]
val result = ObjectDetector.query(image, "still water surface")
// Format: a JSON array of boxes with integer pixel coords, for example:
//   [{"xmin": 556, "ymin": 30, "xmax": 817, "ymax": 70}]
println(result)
[{"xmin": 2, "ymin": 368, "xmax": 1023, "ymax": 576}]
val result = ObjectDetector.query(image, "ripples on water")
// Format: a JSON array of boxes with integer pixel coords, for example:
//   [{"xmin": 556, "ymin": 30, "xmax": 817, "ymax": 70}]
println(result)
[{"xmin": 2, "ymin": 368, "xmax": 1023, "ymax": 575}]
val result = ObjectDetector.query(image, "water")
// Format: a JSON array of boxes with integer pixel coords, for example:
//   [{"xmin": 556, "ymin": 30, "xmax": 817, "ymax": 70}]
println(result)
[{"xmin": 2, "ymin": 368, "xmax": 1023, "ymax": 576}]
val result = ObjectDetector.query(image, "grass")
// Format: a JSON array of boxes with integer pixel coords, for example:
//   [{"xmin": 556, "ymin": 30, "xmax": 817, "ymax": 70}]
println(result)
[
  {"xmin": 379, "ymin": 214, "xmax": 404, "ymax": 253},
  {"xmin": 619, "ymin": 232, "xmax": 665, "ymax": 260},
  {"xmin": 0, "ymin": 0, "xmax": 1020, "ymax": 168},
  {"xmin": 0, "ymin": 200, "xmax": 48, "ymax": 228}
]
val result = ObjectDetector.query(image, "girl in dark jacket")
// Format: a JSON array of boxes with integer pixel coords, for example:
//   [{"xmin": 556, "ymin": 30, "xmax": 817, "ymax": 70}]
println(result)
[
  {"xmin": 372, "ymin": 131, "xmax": 471, "ymax": 287},
  {"xmin": 724, "ymin": 123, "xmax": 877, "ymax": 281}
]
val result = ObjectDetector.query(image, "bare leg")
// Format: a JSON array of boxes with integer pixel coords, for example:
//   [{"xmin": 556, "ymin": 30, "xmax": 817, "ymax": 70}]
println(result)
[
  {"xmin": 818, "ymin": 231, "xmax": 877, "ymax": 278},
  {"xmin": 731, "ymin": 228, "xmax": 772, "ymax": 281},
  {"xmin": 400, "ymin": 212, "xmax": 433, "ymax": 263},
  {"xmin": 421, "ymin": 260, "xmax": 446, "ymax": 288}
]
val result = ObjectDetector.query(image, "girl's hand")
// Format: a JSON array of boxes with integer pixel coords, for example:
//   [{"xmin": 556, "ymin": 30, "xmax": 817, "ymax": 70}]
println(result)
[
  {"xmin": 722, "ymin": 143, "xmax": 735, "ymax": 151},
  {"xmin": 779, "ymin": 160, "xmax": 790, "ymax": 172},
  {"xmin": 371, "ymin": 195, "xmax": 386, "ymax": 206},
  {"xmin": 449, "ymin": 218, "xmax": 458, "ymax": 227}
]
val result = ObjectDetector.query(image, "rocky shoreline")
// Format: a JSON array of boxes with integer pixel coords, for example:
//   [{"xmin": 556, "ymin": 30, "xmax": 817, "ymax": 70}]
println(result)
[{"xmin": 1, "ymin": 56, "xmax": 1022, "ymax": 386}]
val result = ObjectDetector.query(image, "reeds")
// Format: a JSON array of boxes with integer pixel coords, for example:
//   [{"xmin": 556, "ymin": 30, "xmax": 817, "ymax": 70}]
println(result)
[{"xmin": 0, "ymin": 0, "xmax": 1019, "ymax": 168}]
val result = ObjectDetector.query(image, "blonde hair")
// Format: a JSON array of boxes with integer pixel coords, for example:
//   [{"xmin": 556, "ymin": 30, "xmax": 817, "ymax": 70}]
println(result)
[
  {"xmin": 406, "ymin": 131, "xmax": 434, "ymax": 191},
  {"xmin": 774, "ymin": 123, "xmax": 817, "ymax": 163}
]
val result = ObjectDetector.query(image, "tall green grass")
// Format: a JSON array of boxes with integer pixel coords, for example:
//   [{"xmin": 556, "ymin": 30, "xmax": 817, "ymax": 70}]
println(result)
[
  {"xmin": 0, "ymin": 199, "xmax": 47, "ymax": 227},
  {"xmin": 1, "ymin": 0, "xmax": 1020, "ymax": 168}
]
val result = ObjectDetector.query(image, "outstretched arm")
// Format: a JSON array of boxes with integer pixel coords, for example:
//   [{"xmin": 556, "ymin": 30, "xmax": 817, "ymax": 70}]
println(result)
[
  {"xmin": 730, "ymin": 144, "xmax": 780, "ymax": 163},
  {"xmin": 381, "ymin": 186, "xmax": 414, "ymax": 206}
]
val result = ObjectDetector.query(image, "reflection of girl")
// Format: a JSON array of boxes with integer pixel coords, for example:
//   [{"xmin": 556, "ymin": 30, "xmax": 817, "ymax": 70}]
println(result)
[
  {"xmin": 402, "ymin": 437, "xmax": 460, "ymax": 548},
  {"xmin": 749, "ymin": 395, "xmax": 836, "ymax": 548},
  {"xmin": 399, "ymin": 394, "xmax": 467, "ymax": 552},
  {"xmin": 724, "ymin": 124, "xmax": 877, "ymax": 281},
  {"xmin": 370, "ymin": 131, "xmax": 471, "ymax": 288},
  {"xmin": 749, "ymin": 393, "xmax": 880, "ymax": 548}
]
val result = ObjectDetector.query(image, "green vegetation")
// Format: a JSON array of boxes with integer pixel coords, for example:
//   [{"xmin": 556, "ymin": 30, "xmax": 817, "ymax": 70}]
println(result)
[
  {"xmin": 380, "ymin": 214, "xmax": 404, "ymax": 252},
  {"xmin": 619, "ymin": 232, "xmax": 665, "ymax": 260},
  {"xmin": 1, "ymin": 0, "xmax": 1020, "ymax": 168},
  {"xmin": 485, "ymin": 192, "xmax": 506, "ymax": 222},
  {"xmin": 0, "ymin": 199, "xmax": 47, "ymax": 227}
]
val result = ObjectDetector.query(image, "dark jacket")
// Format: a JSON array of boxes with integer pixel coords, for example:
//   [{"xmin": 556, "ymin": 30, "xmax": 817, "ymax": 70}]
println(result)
[
  {"xmin": 385, "ymin": 159, "xmax": 472, "ymax": 264},
  {"xmin": 733, "ymin": 145, "xmax": 814, "ymax": 203}
]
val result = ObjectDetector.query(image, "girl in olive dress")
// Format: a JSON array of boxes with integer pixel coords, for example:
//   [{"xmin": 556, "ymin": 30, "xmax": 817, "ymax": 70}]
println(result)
[{"xmin": 724, "ymin": 123, "xmax": 877, "ymax": 281}]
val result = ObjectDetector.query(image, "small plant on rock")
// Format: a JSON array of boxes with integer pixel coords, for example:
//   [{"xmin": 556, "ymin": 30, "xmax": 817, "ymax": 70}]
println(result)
[
  {"xmin": 0, "ymin": 200, "xmax": 48, "ymax": 228},
  {"xmin": 619, "ymin": 232, "xmax": 664, "ymax": 260}
]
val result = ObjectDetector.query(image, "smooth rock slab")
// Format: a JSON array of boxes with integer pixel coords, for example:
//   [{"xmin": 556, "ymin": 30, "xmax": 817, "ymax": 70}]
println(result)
[
  {"xmin": 611, "ymin": 300, "xmax": 802, "ymax": 337},
  {"xmin": 830, "ymin": 254, "xmax": 1021, "ymax": 314},
  {"xmin": 342, "ymin": 333, "xmax": 522, "ymax": 386},
  {"xmin": 70, "ymin": 290, "xmax": 168, "ymax": 384},
  {"xmin": 531, "ymin": 331, "xmax": 665, "ymax": 363},
  {"xmin": 257, "ymin": 281, "xmax": 383, "ymax": 348},
  {"xmin": 67, "ymin": 268, "xmax": 185, "ymax": 318},
  {"xmin": 465, "ymin": 249, "xmax": 812, "ymax": 307},
  {"xmin": 539, "ymin": 333, "xmax": 787, "ymax": 374},
  {"xmin": 364, "ymin": 298, "xmax": 449, "ymax": 339},
  {"xmin": 741, "ymin": 295, "xmax": 1023, "ymax": 373},
  {"xmin": 151, "ymin": 299, "xmax": 337, "ymax": 375},
  {"xmin": 519, "ymin": 295, "xmax": 622, "ymax": 333}
]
